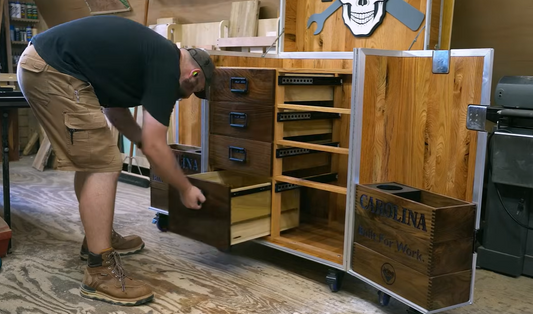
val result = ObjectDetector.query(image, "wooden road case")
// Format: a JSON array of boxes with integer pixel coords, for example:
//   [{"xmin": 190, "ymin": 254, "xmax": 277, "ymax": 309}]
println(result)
[
  {"xmin": 346, "ymin": 48, "xmax": 493, "ymax": 313},
  {"xmin": 148, "ymin": 47, "xmax": 493, "ymax": 314}
]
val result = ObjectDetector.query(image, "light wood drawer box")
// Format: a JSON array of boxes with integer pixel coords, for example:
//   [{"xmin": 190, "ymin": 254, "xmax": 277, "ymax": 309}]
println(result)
[
  {"xmin": 150, "ymin": 144, "xmax": 201, "ymax": 211},
  {"xmin": 209, "ymin": 134, "xmax": 272, "ymax": 177},
  {"xmin": 209, "ymin": 68, "xmax": 275, "ymax": 104},
  {"xmin": 167, "ymin": 171, "xmax": 300, "ymax": 250},
  {"xmin": 210, "ymin": 101, "xmax": 273, "ymax": 142}
]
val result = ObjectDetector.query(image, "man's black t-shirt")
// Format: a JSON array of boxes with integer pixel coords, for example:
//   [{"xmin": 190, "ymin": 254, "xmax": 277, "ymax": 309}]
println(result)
[{"xmin": 31, "ymin": 15, "xmax": 180, "ymax": 126}]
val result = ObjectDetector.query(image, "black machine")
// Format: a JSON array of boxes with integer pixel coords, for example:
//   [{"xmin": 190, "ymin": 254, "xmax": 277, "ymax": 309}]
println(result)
[{"xmin": 467, "ymin": 76, "xmax": 533, "ymax": 277}]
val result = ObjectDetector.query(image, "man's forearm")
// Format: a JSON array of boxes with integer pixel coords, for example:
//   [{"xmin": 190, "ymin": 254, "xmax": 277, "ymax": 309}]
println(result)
[
  {"xmin": 103, "ymin": 108, "xmax": 142, "ymax": 144},
  {"xmin": 143, "ymin": 141, "xmax": 192, "ymax": 193}
]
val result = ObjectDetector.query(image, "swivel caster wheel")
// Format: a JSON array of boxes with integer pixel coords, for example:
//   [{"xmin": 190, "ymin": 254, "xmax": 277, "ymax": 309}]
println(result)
[
  {"xmin": 152, "ymin": 213, "xmax": 168, "ymax": 232},
  {"xmin": 378, "ymin": 291, "xmax": 391, "ymax": 306},
  {"xmin": 326, "ymin": 269, "xmax": 345, "ymax": 292}
]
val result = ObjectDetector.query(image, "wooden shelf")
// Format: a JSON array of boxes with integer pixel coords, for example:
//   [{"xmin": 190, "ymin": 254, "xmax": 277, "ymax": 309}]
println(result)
[
  {"xmin": 11, "ymin": 41, "xmax": 29, "ymax": 45},
  {"xmin": 277, "ymin": 103, "xmax": 350, "ymax": 114},
  {"xmin": 278, "ymin": 68, "xmax": 353, "ymax": 75},
  {"xmin": 10, "ymin": 18, "xmax": 39, "ymax": 23},
  {"xmin": 267, "ymin": 222, "xmax": 344, "ymax": 265},
  {"xmin": 275, "ymin": 175, "xmax": 347, "ymax": 194},
  {"xmin": 217, "ymin": 36, "xmax": 277, "ymax": 48},
  {"xmin": 277, "ymin": 139, "xmax": 349, "ymax": 155}
]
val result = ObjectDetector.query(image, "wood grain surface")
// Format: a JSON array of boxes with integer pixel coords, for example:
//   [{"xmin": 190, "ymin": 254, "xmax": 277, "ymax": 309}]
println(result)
[
  {"xmin": 210, "ymin": 134, "xmax": 272, "ymax": 177},
  {"xmin": 210, "ymin": 68, "xmax": 276, "ymax": 104},
  {"xmin": 210, "ymin": 101, "xmax": 274, "ymax": 142},
  {"xmin": 358, "ymin": 55, "xmax": 484, "ymax": 202},
  {"xmin": 283, "ymin": 0, "xmax": 428, "ymax": 52},
  {"xmin": 352, "ymin": 243, "xmax": 471, "ymax": 311},
  {"xmin": 1, "ymin": 157, "xmax": 532, "ymax": 313},
  {"xmin": 354, "ymin": 184, "xmax": 476, "ymax": 276},
  {"xmin": 168, "ymin": 172, "xmax": 232, "ymax": 250}
]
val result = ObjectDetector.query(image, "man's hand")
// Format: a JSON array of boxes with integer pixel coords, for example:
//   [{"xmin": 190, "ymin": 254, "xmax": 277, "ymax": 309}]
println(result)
[
  {"xmin": 179, "ymin": 185, "xmax": 206, "ymax": 209},
  {"xmin": 140, "ymin": 108, "xmax": 206, "ymax": 208}
]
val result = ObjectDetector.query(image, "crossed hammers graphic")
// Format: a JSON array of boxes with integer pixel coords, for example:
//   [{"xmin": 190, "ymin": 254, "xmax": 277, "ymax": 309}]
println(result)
[{"xmin": 307, "ymin": 0, "xmax": 425, "ymax": 35}]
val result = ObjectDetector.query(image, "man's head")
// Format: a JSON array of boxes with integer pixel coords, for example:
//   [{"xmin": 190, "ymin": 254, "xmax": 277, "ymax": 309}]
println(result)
[{"xmin": 178, "ymin": 47, "xmax": 215, "ymax": 100}]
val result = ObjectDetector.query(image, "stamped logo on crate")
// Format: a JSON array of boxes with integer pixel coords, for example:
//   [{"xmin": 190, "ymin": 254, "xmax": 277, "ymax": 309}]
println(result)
[
  {"xmin": 179, "ymin": 155, "xmax": 200, "ymax": 173},
  {"xmin": 380, "ymin": 263, "xmax": 396, "ymax": 285},
  {"xmin": 354, "ymin": 183, "xmax": 476, "ymax": 277}
]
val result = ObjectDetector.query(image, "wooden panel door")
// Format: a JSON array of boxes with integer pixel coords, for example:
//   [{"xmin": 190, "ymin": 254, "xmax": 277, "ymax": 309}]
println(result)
[{"xmin": 354, "ymin": 49, "xmax": 492, "ymax": 203}]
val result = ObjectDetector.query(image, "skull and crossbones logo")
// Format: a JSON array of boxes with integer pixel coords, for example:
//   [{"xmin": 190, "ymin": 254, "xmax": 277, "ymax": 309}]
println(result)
[{"xmin": 340, "ymin": 0, "xmax": 387, "ymax": 37}]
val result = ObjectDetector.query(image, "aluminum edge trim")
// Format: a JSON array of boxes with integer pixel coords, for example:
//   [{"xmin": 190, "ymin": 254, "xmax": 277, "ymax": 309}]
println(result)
[
  {"xmin": 343, "ymin": 48, "xmax": 359, "ymax": 270},
  {"xmin": 254, "ymin": 239, "xmax": 344, "ymax": 270},
  {"xmin": 278, "ymin": 0, "xmax": 285, "ymax": 53},
  {"xmin": 201, "ymin": 99, "xmax": 209, "ymax": 173},
  {"xmin": 423, "ymin": 0, "xmax": 433, "ymax": 50},
  {"xmin": 347, "ymin": 48, "xmax": 366, "ymax": 276},
  {"xmin": 473, "ymin": 48, "xmax": 494, "ymax": 230}
]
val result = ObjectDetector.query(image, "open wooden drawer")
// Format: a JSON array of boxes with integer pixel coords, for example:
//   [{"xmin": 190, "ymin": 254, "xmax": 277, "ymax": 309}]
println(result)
[{"xmin": 167, "ymin": 170, "xmax": 300, "ymax": 250}]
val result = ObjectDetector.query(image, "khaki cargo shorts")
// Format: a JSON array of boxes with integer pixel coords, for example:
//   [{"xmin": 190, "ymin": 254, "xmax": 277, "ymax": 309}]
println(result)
[{"xmin": 16, "ymin": 44, "xmax": 123, "ymax": 172}]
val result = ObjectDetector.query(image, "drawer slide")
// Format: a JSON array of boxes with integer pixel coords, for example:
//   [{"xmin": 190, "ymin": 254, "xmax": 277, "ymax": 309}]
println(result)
[
  {"xmin": 275, "ymin": 173, "xmax": 338, "ymax": 192},
  {"xmin": 278, "ymin": 76, "xmax": 342, "ymax": 86}
]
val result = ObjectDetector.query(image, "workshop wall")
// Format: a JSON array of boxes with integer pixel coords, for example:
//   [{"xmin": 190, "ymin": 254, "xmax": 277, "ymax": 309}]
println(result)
[
  {"xmin": 34, "ymin": 0, "xmax": 279, "ymax": 28},
  {"xmin": 451, "ymin": 0, "xmax": 533, "ymax": 102}
]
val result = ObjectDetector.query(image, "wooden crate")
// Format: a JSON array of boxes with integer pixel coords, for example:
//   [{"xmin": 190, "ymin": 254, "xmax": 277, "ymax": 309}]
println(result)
[
  {"xmin": 150, "ymin": 143, "xmax": 201, "ymax": 211},
  {"xmin": 352, "ymin": 182, "xmax": 476, "ymax": 310}
]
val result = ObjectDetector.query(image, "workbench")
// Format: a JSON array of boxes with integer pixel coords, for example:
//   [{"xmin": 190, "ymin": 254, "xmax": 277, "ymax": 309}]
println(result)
[{"xmin": 0, "ymin": 90, "xmax": 29, "ymax": 251}]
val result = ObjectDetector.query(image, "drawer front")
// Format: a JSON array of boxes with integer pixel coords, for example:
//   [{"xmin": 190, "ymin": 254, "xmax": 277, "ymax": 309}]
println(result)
[
  {"xmin": 168, "ymin": 175, "xmax": 232, "ymax": 250},
  {"xmin": 167, "ymin": 171, "xmax": 273, "ymax": 250},
  {"xmin": 210, "ymin": 134, "xmax": 272, "ymax": 177},
  {"xmin": 150, "ymin": 186, "xmax": 169, "ymax": 211},
  {"xmin": 209, "ymin": 68, "xmax": 275, "ymax": 104},
  {"xmin": 210, "ymin": 101, "xmax": 273, "ymax": 142}
]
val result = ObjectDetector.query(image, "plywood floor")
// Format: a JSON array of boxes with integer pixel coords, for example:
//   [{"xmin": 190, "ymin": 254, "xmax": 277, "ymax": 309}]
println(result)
[{"xmin": 1, "ymin": 157, "xmax": 532, "ymax": 314}]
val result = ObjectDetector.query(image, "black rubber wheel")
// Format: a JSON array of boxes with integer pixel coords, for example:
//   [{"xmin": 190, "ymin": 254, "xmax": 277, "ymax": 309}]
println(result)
[
  {"xmin": 0, "ymin": 257, "xmax": 2, "ymax": 270},
  {"xmin": 378, "ymin": 291, "xmax": 391, "ymax": 306},
  {"xmin": 326, "ymin": 269, "xmax": 345, "ymax": 292},
  {"xmin": 152, "ymin": 213, "xmax": 168, "ymax": 232}
]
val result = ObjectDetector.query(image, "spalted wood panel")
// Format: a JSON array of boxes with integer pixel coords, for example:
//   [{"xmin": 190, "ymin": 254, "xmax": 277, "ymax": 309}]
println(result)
[
  {"xmin": 358, "ymin": 55, "xmax": 484, "ymax": 202},
  {"xmin": 283, "ymin": 0, "xmax": 428, "ymax": 52}
]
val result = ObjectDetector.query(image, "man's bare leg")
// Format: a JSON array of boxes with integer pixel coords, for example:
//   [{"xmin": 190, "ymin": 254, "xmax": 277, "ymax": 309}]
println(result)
[{"xmin": 75, "ymin": 171, "xmax": 119, "ymax": 254}]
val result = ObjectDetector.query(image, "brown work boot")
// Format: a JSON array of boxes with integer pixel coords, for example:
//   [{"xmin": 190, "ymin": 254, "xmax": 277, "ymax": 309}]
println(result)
[
  {"xmin": 80, "ymin": 229, "xmax": 145, "ymax": 260},
  {"xmin": 80, "ymin": 248, "xmax": 154, "ymax": 306}
]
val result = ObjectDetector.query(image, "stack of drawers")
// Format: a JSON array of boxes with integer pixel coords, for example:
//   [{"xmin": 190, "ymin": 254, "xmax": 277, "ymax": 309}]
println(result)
[
  {"xmin": 165, "ymin": 68, "xmax": 300, "ymax": 250},
  {"xmin": 208, "ymin": 68, "xmax": 276, "ymax": 176}
]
